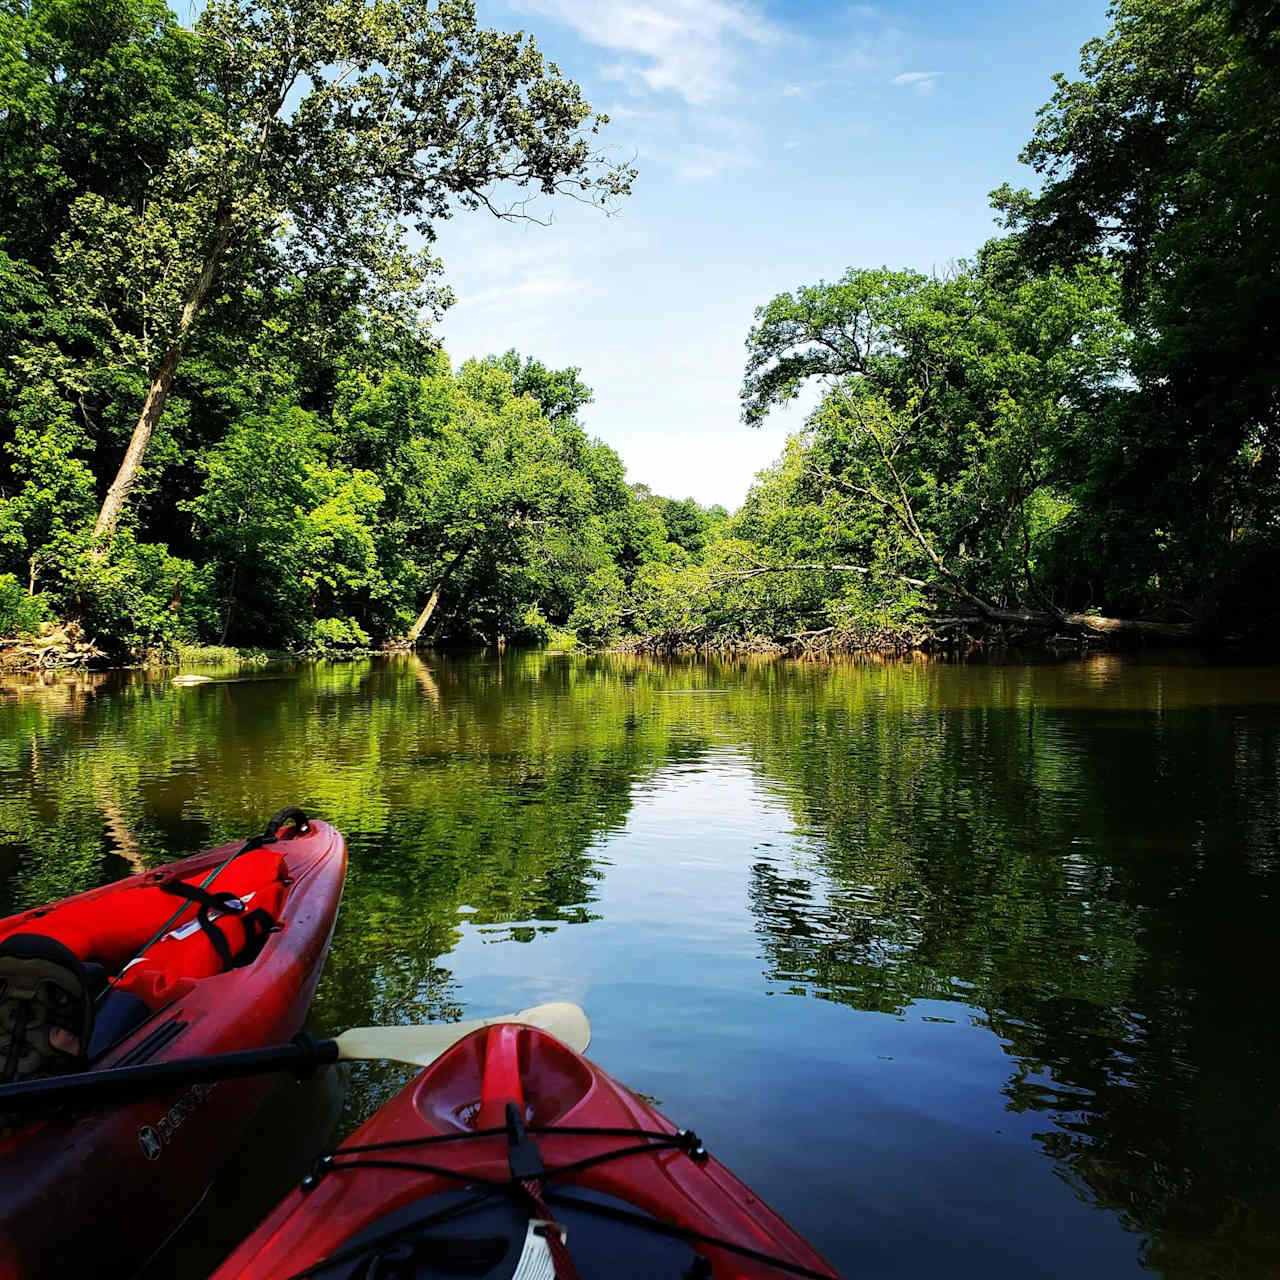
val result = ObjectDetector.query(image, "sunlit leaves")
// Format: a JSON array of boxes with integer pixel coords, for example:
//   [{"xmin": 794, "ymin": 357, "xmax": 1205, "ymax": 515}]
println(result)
[{"xmin": 737, "ymin": 254, "xmax": 1127, "ymax": 623}]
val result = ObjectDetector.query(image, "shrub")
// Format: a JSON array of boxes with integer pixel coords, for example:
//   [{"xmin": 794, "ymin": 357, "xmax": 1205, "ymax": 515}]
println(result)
[
  {"xmin": 68, "ymin": 537, "xmax": 215, "ymax": 655},
  {"xmin": 308, "ymin": 616, "xmax": 370, "ymax": 649},
  {"xmin": 0, "ymin": 574, "xmax": 49, "ymax": 637},
  {"xmin": 545, "ymin": 628, "xmax": 579, "ymax": 653},
  {"xmin": 174, "ymin": 644, "xmax": 242, "ymax": 666}
]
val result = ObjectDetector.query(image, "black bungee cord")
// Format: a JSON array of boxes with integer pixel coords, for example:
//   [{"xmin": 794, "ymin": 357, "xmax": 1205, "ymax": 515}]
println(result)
[{"xmin": 289, "ymin": 1119, "xmax": 836, "ymax": 1280}]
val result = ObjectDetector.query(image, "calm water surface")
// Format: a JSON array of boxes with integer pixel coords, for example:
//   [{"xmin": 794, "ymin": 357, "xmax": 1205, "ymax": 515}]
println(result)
[{"xmin": 3, "ymin": 652, "xmax": 1280, "ymax": 1278}]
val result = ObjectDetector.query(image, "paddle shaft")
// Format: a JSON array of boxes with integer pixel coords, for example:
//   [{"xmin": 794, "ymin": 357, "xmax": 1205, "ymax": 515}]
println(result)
[
  {"xmin": 0, "ymin": 1003, "xmax": 589, "ymax": 1113},
  {"xmin": 0, "ymin": 1003, "xmax": 586, "ymax": 1116},
  {"xmin": 0, "ymin": 1035, "xmax": 339, "ymax": 1113}
]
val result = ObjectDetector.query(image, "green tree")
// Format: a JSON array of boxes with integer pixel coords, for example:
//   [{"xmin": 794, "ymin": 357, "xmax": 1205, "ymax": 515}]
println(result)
[
  {"xmin": 740, "ymin": 254, "xmax": 1127, "ymax": 618},
  {"xmin": 59, "ymin": 0, "xmax": 632, "ymax": 546},
  {"xmin": 185, "ymin": 405, "xmax": 386, "ymax": 644},
  {"xmin": 992, "ymin": 0, "xmax": 1280, "ymax": 620},
  {"xmin": 339, "ymin": 358, "xmax": 594, "ymax": 646},
  {"xmin": 484, "ymin": 350, "xmax": 593, "ymax": 424},
  {"xmin": 0, "ymin": 0, "xmax": 202, "ymax": 269},
  {"xmin": 660, "ymin": 498, "xmax": 715, "ymax": 557}
]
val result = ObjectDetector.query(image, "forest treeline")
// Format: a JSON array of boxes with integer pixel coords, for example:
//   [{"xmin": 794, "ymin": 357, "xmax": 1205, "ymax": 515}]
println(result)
[
  {"xmin": 1, "ymin": 0, "xmax": 1277, "ymax": 659},
  {"xmin": 0, "ymin": 0, "xmax": 687, "ymax": 656},
  {"xmin": 630, "ymin": 0, "xmax": 1279, "ymax": 652}
]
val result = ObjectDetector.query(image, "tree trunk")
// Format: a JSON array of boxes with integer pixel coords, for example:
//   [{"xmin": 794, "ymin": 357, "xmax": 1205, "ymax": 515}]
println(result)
[
  {"xmin": 219, "ymin": 563, "xmax": 238, "ymax": 645},
  {"xmin": 407, "ymin": 584, "xmax": 445, "ymax": 645},
  {"xmin": 407, "ymin": 546, "xmax": 470, "ymax": 645},
  {"xmin": 92, "ymin": 214, "xmax": 233, "ymax": 551},
  {"xmin": 930, "ymin": 610, "xmax": 1197, "ymax": 639},
  {"xmin": 92, "ymin": 341, "xmax": 183, "ymax": 547}
]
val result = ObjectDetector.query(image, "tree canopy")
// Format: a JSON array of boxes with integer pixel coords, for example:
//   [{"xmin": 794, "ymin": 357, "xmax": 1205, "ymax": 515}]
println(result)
[
  {"xmin": 2, "ymin": 0, "xmax": 1275, "ymax": 658},
  {"xmin": 991, "ymin": 0, "xmax": 1280, "ymax": 625},
  {"xmin": 0, "ymin": 0, "xmax": 675, "ymax": 656}
]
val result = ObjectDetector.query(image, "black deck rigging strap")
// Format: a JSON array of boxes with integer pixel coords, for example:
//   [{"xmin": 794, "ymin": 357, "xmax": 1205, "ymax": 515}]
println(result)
[
  {"xmin": 155, "ymin": 880, "xmax": 274, "ymax": 969},
  {"xmin": 98, "ymin": 807, "xmax": 309, "ymax": 1000},
  {"xmin": 156, "ymin": 881, "xmax": 244, "ymax": 969}
]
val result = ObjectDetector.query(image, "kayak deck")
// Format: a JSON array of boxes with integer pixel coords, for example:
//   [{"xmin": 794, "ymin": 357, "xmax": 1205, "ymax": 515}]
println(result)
[{"xmin": 212, "ymin": 1022, "xmax": 839, "ymax": 1279}]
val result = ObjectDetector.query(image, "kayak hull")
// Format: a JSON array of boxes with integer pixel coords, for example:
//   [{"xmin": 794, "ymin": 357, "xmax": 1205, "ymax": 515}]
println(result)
[
  {"xmin": 0, "ymin": 819, "xmax": 347, "ymax": 1279},
  {"xmin": 211, "ymin": 1021, "xmax": 839, "ymax": 1279}
]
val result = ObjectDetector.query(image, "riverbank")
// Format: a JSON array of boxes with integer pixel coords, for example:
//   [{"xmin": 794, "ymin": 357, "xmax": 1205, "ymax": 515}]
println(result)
[
  {"xmin": 0, "ymin": 631, "xmax": 395, "ymax": 673},
  {"xmin": 607, "ymin": 608, "xmax": 1202, "ymax": 659},
  {"xmin": 0, "ymin": 608, "xmax": 1206, "ymax": 672},
  {"xmin": 0, "ymin": 624, "xmax": 104, "ymax": 672}
]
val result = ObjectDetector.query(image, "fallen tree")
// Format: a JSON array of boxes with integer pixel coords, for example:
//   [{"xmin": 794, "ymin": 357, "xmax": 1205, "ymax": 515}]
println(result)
[
  {"xmin": 698, "ymin": 561, "xmax": 1199, "ymax": 649},
  {"xmin": 601, "ymin": 548, "xmax": 1202, "ymax": 656}
]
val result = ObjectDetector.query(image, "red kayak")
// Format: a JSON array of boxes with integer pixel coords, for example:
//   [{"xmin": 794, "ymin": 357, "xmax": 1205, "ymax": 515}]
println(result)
[
  {"xmin": 211, "ymin": 1020, "xmax": 840, "ymax": 1280},
  {"xmin": 0, "ymin": 808, "xmax": 346, "ymax": 1278}
]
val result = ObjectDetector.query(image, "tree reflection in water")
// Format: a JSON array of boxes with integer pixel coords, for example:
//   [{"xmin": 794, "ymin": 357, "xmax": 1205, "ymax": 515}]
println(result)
[
  {"xmin": 743, "ymin": 656, "xmax": 1280, "ymax": 1277},
  {"xmin": 4, "ymin": 653, "xmax": 1280, "ymax": 1275}
]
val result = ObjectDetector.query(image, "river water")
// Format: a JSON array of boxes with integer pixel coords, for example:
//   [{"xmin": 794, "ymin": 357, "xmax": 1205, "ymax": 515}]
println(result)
[{"xmin": 3, "ymin": 651, "xmax": 1280, "ymax": 1278}]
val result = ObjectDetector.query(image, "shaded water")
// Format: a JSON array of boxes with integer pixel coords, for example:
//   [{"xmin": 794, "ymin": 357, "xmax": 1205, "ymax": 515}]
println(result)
[{"xmin": 4, "ymin": 652, "xmax": 1280, "ymax": 1278}]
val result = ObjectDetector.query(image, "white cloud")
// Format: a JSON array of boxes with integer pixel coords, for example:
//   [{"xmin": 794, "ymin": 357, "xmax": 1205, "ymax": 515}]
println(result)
[
  {"xmin": 672, "ymin": 143, "xmax": 753, "ymax": 182},
  {"xmin": 891, "ymin": 70, "xmax": 941, "ymax": 94},
  {"xmin": 601, "ymin": 103, "xmax": 664, "ymax": 121},
  {"xmin": 435, "ymin": 224, "xmax": 593, "ymax": 326},
  {"xmin": 778, "ymin": 77, "xmax": 846, "ymax": 99},
  {"xmin": 512, "ymin": 0, "xmax": 782, "ymax": 104},
  {"xmin": 460, "ymin": 269, "xmax": 581, "ymax": 311},
  {"xmin": 830, "ymin": 14, "xmax": 907, "ymax": 77}
]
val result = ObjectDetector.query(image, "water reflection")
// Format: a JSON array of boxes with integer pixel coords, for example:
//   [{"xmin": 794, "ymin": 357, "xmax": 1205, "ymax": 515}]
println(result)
[
  {"xmin": 4, "ymin": 653, "xmax": 1280, "ymax": 1277},
  {"xmin": 739, "ymin": 661, "xmax": 1280, "ymax": 1278}
]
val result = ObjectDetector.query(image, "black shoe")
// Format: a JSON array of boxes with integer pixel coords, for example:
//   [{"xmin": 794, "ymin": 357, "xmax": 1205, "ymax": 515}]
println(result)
[{"xmin": 0, "ymin": 934, "xmax": 94, "ymax": 1082}]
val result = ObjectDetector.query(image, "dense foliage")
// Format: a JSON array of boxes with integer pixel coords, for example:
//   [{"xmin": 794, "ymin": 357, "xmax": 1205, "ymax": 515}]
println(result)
[
  {"xmin": 991, "ymin": 0, "xmax": 1280, "ymax": 626},
  {"xmin": 586, "ymin": 0, "xmax": 1279, "ymax": 649},
  {"xmin": 2, "ymin": 0, "xmax": 1275, "ymax": 655},
  {"xmin": 0, "ymin": 0, "xmax": 724, "ymax": 654}
]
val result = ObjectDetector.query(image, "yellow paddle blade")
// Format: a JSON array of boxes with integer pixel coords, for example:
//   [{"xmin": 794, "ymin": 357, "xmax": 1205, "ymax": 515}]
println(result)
[{"xmin": 333, "ymin": 1002, "xmax": 591, "ymax": 1067}]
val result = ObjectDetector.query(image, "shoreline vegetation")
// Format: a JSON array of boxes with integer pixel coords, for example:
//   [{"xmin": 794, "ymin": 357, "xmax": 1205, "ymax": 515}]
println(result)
[
  {"xmin": 2, "ymin": 0, "xmax": 1276, "ymax": 670},
  {"xmin": 0, "ymin": 607, "xmax": 1203, "ymax": 674}
]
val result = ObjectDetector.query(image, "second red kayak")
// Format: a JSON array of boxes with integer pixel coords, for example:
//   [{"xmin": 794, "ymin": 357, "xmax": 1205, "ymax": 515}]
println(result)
[
  {"xmin": 212, "ymin": 1019, "xmax": 840, "ymax": 1279},
  {"xmin": 0, "ymin": 808, "xmax": 347, "ymax": 1278}
]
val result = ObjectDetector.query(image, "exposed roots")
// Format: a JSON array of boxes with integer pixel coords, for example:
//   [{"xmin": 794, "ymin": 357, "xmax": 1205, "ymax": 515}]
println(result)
[{"xmin": 0, "ymin": 623, "xmax": 105, "ymax": 672}]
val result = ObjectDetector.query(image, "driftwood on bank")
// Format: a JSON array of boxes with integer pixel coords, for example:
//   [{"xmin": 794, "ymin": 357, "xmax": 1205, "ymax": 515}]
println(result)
[
  {"xmin": 0, "ymin": 624, "xmax": 105, "ymax": 671},
  {"xmin": 617, "ymin": 604, "xmax": 1199, "ymax": 659},
  {"xmin": 904, "ymin": 607, "xmax": 1198, "ymax": 659},
  {"xmin": 928, "ymin": 609, "xmax": 1196, "ymax": 640},
  {"xmin": 706, "ymin": 559, "xmax": 1198, "ymax": 653}
]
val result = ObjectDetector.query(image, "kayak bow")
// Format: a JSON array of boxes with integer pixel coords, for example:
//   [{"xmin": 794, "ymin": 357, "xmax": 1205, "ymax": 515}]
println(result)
[{"xmin": 211, "ymin": 1020, "xmax": 840, "ymax": 1279}]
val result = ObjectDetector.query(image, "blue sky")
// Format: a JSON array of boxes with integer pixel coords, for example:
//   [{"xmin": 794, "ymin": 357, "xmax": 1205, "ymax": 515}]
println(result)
[{"xmin": 431, "ymin": 0, "xmax": 1111, "ymax": 509}]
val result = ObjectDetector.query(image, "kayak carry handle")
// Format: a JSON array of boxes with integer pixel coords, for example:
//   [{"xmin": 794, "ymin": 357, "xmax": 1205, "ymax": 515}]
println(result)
[
  {"xmin": 477, "ymin": 1023, "xmax": 525, "ymax": 1129},
  {"xmin": 261, "ymin": 807, "xmax": 310, "ymax": 839}
]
